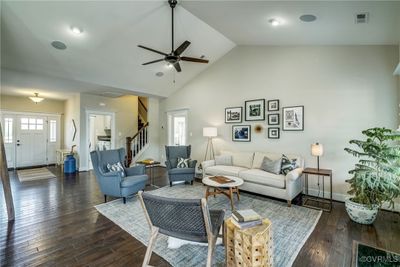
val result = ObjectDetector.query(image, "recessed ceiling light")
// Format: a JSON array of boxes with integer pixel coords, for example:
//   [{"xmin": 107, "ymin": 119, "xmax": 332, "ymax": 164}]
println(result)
[
  {"xmin": 51, "ymin": 41, "xmax": 67, "ymax": 50},
  {"xmin": 70, "ymin": 26, "xmax": 83, "ymax": 35},
  {"xmin": 156, "ymin": 72, "xmax": 164, "ymax": 77},
  {"xmin": 268, "ymin": 18, "xmax": 281, "ymax": 26},
  {"xmin": 300, "ymin": 14, "xmax": 317, "ymax": 22},
  {"xmin": 167, "ymin": 63, "xmax": 173, "ymax": 68}
]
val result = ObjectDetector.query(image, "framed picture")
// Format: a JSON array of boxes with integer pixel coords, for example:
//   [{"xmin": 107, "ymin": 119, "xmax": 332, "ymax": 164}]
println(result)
[
  {"xmin": 268, "ymin": 127, "xmax": 280, "ymax": 139},
  {"xmin": 225, "ymin": 107, "xmax": 242, "ymax": 123},
  {"xmin": 232, "ymin": 125, "xmax": 251, "ymax": 142},
  {"xmin": 282, "ymin": 106, "xmax": 304, "ymax": 131},
  {"xmin": 245, "ymin": 99, "xmax": 265, "ymax": 121},
  {"xmin": 268, "ymin": 113, "xmax": 280, "ymax": 125},
  {"xmin": 267, "ymin": 99, "xmax": 279, "ymax": 111}
]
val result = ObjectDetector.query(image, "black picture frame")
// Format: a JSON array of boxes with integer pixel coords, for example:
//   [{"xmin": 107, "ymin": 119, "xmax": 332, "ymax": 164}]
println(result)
[
  {"xmin": 268, "ymin": 113, "xmax": 280, "ymax": 125},
  {"xmin": 268, "ymin": 127, "xmax": 280, "ymax": 139},
  {"xmin": 282, "ymin": 106, "xmax": 304, "ymax": 131},
  {"xmin": 267, "ymin": 99, "xmax": 280, "ymax": 111},
  {"xmin": 225, "ymin": 107, "xmax": 242, "ymax": 123},
  {"xmin": 245, "ymin": 99, "xmax": 265, "ymax": 121},
  {"xmin": 232, "ymin": 125, "xmax": 251, "ymax": 142}
]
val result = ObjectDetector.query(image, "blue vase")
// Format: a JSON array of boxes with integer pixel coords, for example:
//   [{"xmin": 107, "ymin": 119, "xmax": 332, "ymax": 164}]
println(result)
[{"xmin": 64, "ymin": 154, "xmax": 76, "ymax": 174}]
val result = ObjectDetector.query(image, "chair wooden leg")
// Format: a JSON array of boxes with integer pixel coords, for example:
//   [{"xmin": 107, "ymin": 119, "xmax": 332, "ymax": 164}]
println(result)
[
  {"xmin": 104, "ymin": 195, "xmax": 107, "ymax": 203},
  {"xmin": 206, "ymin": 238, "xmax": 216, "ymax": 267},
  {"xmin": 169, "ymin": 181, "xmax": 172, "ymax": 187},
  {"xmin": 142, "ymin": 227, "xmax": 159, "ymax": 267},
  {"xmin": 191, "ymin": 180, "xmax": 193, "ymax": 185},
  {"xmin": 287, "ymin": 200, "xmax": 292, "ymax": 207},
  {"xmin": 123, "ymin": 197, "xmax": 126, "ymax": 204}
]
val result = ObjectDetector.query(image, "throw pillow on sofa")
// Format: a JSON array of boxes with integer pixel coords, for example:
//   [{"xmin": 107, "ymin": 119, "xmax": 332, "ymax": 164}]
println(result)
[
  {"xmin": 106, "ymin": 162, "xmax": 126, "ymax": 177},
  {"xmin": 215, "ymin": 155, "xmax": 233, "ymax": 166},
  {"xmin": 261, "ymin": 156, "xmax": 282, "ymax": 174},
  {"xmin": 177, "ymin": 157, "xmax": 191, "ymax": 168},
  {"xmin": 280, "ymin": 154, "xmax": 298, "ymax": 175}
]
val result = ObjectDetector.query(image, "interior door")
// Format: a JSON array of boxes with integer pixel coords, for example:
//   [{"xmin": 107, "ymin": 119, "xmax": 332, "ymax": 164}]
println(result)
[{"xmin": 16, "ymin": 115, "xmax": 47, "ymax": 167}]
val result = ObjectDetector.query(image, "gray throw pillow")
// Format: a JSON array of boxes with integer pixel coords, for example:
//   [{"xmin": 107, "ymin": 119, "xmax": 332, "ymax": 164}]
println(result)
[
  {"xmin": 215, "ymin": 155, "xmax": 232, "ymax": 166},
  {"xmin": 261, "ymin": 156, "xmax": 282, "ymax": 174}
]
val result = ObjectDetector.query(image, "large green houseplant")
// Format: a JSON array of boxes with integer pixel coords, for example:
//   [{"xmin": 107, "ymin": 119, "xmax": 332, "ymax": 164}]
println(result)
[{"xmin": 344, "ymin": 127, "xmax": 400, "ymax": 224}]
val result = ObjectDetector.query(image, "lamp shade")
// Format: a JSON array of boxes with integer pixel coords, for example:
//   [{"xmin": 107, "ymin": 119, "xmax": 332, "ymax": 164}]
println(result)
[
  {"xmin": 203, "ymin": 127, "xmax": 217, "ymax": 137},
  {"xmin": 311, "ymin": 143, "xmax": 323, "ymax": 157}
]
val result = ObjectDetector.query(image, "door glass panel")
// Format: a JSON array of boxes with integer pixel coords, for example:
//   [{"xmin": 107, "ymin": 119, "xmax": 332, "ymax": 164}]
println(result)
[
  {"xmin": 4, "ymin": 118, "xmax": 13, "ymax": 143},
  {"xmin": 49, "ymin": 120, "xmax": 56, "ymax": 142},
  {"xmin": 173, "ymin": 116, "xmax": 186, "ymax": 145},
  {"xmin": 29, "ymin": 124, "xmax": 36, "ymax": 130}
]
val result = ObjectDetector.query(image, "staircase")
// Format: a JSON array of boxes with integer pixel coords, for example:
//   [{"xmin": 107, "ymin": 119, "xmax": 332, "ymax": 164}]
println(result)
[{"xmin": 125, "ymin": 122, "xmax": 149, "ymax": 167}]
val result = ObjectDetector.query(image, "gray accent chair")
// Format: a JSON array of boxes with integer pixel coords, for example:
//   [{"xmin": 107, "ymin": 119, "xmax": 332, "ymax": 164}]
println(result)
[
  {"xmin": 90, "ymin": 148, "xmax": 148, "ymax": 204},
  {"xmin": 165, "ymin": 145, "xmax": 197, "ymax": 186},
  {"xmin": 138, "ymin": 191, "xmax": 225, "ymax": 267}
]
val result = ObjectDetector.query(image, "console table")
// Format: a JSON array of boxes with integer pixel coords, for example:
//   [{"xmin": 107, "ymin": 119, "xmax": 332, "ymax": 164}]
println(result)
[{"xmin": 303, "ymin": 167, "xmax": 333, "ymax": 212}]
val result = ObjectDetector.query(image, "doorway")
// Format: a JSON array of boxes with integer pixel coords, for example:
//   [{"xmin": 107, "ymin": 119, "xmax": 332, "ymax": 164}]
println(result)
[
  {"xmin": 167, "ymin": 109, "xmax": 188, "ymax": 146},
  {"xmin": 0, "ymin": 112, "xmax": 60, "ymax": 168},
  {"xmin": 86, "ymin": 111, "xmax": 114, "ymax": 170}
]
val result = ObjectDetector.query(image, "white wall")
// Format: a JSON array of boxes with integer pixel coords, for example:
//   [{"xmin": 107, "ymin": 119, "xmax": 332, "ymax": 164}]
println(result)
[
  {"xmin": 160, "ymin": 45, "xmax": 399, "ymax": 201},
  {"xmin": 78, "ymin": 94, "xmax": 138, "ymax": 170},
  {"xmin": 64, "ymin": 93, "xmax": 80, "ymax": 152}
]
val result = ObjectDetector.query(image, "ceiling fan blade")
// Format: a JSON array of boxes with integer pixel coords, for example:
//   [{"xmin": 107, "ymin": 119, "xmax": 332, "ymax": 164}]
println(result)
[
  {"xmin": 142, "ymin": 59, "xmax": 164, "ymax": 65},
  {"xmin": 181, "ymin": 56, "xmax": 209, "ymax": 64},
  {"xmin": 173, "ymin": 62, "xmax": 182, "ymax": 72},
  {"xmin": 174, "ymin": 41, "xmax": 191, "ymax": 56},
  {"xmin": 138, "ymin": 45, "xmax": 168, "ymax": 56}
]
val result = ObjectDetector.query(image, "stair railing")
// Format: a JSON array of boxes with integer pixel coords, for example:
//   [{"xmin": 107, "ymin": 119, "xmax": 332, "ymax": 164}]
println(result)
[{"xmin": 125, "ymin": 122, "xmax": 149, "ymax": 167}]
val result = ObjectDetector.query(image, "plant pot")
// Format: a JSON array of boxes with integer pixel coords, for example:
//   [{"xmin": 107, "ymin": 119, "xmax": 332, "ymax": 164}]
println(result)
[{"xmin": 345, "ymin": 197, "xmax": 379, "ymax": 225}]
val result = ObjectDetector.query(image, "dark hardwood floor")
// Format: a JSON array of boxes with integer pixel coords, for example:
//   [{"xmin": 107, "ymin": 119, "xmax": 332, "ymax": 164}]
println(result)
[{"xmin": 1, "ymin": 166, "xmax": 399, "ymax": 267}]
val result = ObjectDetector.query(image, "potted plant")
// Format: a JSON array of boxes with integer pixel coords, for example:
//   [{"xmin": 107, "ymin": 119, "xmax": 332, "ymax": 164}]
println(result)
[{"xmin": 344, "ymin": 127, "xmax": 400, "ymax": 224}]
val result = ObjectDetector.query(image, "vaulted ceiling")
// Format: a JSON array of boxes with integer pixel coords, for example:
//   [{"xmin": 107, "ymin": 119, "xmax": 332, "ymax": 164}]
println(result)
[{"xmin": 1, "ymin": 1, "xmax": 399, "ymax": 100}]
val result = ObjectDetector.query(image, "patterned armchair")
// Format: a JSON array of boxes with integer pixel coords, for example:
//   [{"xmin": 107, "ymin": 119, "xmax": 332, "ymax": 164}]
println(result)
[
  {"xmin": 90, "ymin": 148, "xmax": 148, "ymax": 204},
  {"xmin": 165, "ymin": 145, "xmax": 197, "ymax": 186}
]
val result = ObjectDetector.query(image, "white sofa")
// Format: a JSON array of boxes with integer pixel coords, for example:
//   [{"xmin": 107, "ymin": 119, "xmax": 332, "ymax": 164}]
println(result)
[{"xmin": 202, "ymin": 151, "xmax": 304, "ymax": 206}]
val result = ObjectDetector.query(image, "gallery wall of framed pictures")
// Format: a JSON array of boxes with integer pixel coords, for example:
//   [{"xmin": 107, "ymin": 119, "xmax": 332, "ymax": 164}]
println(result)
[{"xmin": 224, "ymin": 98, "xmax": 304, "ymax": 142}]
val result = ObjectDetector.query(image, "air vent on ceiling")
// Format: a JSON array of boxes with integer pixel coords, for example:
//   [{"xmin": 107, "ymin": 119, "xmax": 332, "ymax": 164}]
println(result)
[{"xmin": 355, "ymin": 13, "xmax": 369, "ymax": 24}]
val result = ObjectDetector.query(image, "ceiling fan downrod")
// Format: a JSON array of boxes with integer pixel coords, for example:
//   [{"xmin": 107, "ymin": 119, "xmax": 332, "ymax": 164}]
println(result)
[{"xmin": 169, "ymin": 0, "xmax": 177, "ymax": 53}]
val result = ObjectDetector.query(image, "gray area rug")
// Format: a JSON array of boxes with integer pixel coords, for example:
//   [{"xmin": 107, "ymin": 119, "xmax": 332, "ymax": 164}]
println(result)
[
  {"xmin": 17, "ymin": 167, "xmax": 56, "ymax": 182},
  {"xmin": 95, "ymin": 184, "xmax": 322, "ymax": 267}
]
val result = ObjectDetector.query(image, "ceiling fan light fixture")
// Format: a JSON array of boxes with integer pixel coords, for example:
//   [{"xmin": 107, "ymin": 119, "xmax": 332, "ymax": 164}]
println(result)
[
  {"xmin": 70, "ymin": 26, "xmax": 83, "ymax": 35},
  {"xmin": 29, "ymin": 93, "xmax": 45, "ymax": 104}
]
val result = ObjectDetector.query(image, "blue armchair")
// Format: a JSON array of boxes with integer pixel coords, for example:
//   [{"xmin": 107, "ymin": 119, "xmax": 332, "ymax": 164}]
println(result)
[
  {"xmin": 165, "ymin": 145, "xmax": 197, "ymax": 186},
  {"xmin": 90, "ymin": 148, "xmax": 148, "ymax": 204}
]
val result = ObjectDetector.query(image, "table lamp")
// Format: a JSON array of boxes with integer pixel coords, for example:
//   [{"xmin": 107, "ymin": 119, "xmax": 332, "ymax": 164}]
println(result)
[
  {"xmin": 203, "ymin": 127, "xmax": 217, "ymax": 161},
  {"xmin": 311, "ymin": 142, "xmax": 323, "ymax": 170}
]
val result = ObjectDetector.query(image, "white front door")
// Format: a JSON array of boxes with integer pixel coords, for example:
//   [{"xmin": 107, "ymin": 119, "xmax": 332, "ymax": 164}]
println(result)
[{"xmin": 16, "ymin": 115, "xmax": 47, "ymax": 167}]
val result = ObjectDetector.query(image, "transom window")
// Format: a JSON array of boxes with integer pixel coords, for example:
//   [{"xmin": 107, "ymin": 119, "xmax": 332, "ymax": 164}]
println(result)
[
  {"xmin": 4, "ymin": 118, "xmax": 13, "ymax": 143},
  {"xmin": 21, "ymin": 118, "xmax": 44, "ymax": 130}
]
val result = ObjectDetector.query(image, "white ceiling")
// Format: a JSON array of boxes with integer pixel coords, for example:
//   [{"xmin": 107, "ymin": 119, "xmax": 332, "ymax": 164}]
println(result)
[
  {"xmin": 182, "ymin": 1, "xmax": 400, "ymax": 45},
  {"xmin": 1, "ymin": 1, "xmax": 399, "ymax": 100},
  {"xmin": 1, "ymin": 1, "xmax": 235, "ymax": 98}
]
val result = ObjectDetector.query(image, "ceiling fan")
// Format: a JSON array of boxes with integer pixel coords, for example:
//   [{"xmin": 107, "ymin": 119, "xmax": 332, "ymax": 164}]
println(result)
[{"xmin": 138, "ymin": 0, "xmax": 209, "ymax": 72}]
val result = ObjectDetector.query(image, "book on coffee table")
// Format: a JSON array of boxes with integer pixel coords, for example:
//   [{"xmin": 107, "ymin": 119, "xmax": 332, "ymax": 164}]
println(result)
[
  {"xmin": 209, "ymin": 175, "xmax": 234, "ymax": 184},
  {"xmin": 231, "ymin": 218, "xmax": 263, "ymax": 229},
  {"xmin": 232, "ymin": 209, "xmax": 261, "ymax": 222}
]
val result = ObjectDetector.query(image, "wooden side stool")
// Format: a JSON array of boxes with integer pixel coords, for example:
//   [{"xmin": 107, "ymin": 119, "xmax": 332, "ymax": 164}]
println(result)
[{"xmin": 224, "ymin": 217, "xmax": 273, "ymax": 267}]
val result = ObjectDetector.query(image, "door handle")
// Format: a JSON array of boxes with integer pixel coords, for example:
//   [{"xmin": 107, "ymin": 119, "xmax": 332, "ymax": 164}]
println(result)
[{"xmin": 17, "ymin": 144, "xmax": 21, "ymax": 146}]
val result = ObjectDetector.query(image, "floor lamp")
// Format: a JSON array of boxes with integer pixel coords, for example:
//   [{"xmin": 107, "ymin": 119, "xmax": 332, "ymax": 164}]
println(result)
[
  {"xmin": 203, "ymin": 127, "xmax": 217, "ymax": 161},
  {"xmin": 311, "ymin": 142, "xmax": 324, "ymax": 197}
]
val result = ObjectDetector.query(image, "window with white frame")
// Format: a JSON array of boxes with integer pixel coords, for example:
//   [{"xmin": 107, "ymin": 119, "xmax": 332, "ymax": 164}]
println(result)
[
  {"xmin": 49, "ymin": 120, "xmax": 57, "ymax": 142},
  {"xmin": 20, "ymin": 118, "xmax": 44, "ymax": 130},
  {"xmin": 4, "ymin": 118, "xmax": 13, "ymax": 143}
]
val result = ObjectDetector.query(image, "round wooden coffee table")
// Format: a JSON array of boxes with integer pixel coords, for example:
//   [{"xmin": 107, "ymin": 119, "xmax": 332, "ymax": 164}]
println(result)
[{"xmin": 202, "ymin": 176, "xmax": 244, "ymax": 210}]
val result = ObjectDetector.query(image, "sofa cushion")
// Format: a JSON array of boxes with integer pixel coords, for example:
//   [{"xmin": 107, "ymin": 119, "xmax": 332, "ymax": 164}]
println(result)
[
  {"xmin": 239, "ymin": 169, "xmax": 285, "ymax": 189},
  {"xmin": 261, "ymin": 156, "xmax": 282, "ymax": 174},
  {"xmin": 215, "ymin": 155, "xmax": 232, "ymax": 166},
  {"xmin": 221, "ymin": 151, "xmax": 254, "ymax": 169},
  {"xmin": 205, "ymin": 165, "xmax": 248, "ymax": 177}
]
